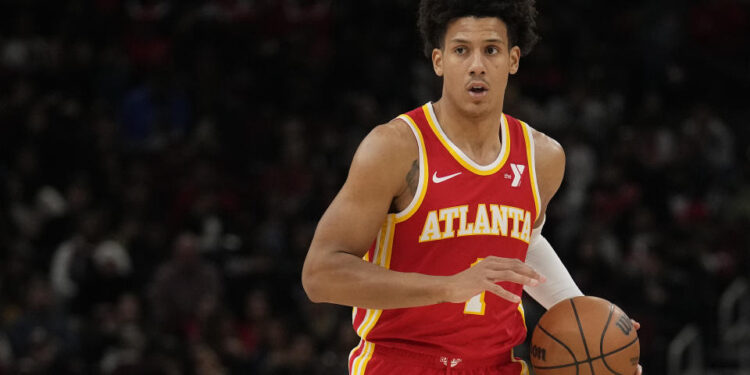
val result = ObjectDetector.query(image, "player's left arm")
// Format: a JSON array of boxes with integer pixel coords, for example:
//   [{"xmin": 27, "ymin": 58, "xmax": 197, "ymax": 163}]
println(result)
[
  {"xmin": 527, "ymin": 128, "xmax": 643, "ymax": 375},
  {"xmin": 522, "ymin": 128, "xmax": 583, "ymax": 309}
]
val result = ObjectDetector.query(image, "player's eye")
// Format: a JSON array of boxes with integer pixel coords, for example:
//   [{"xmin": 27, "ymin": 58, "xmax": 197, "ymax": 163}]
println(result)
[
  {"xmin": 455, "ymin": 46, "xmax": 467, "ymax": 55},
  {"xmin": 486, "ymin": 46, "xmax": 499, "ymax": 55}
]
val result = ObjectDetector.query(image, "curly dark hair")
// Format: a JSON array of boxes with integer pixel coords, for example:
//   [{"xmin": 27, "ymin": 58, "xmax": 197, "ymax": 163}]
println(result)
[{"xmin": 417, "ymin": 0, "xmax": 539, "ymax": 57}]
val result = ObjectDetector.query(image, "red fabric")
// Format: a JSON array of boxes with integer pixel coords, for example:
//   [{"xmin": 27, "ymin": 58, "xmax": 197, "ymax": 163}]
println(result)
[
  {"xmin": 351, "ymin": 103, "xmax": 538, "ymax": 366},
  {"xmin": 359, "ymin": 343, "xmax": 526, "ymax": 375}
]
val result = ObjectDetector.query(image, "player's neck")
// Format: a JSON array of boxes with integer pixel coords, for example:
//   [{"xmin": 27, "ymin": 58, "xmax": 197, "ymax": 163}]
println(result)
[{"xmin": 432, "ymin": 99, "xmax": 503, "ymax": 164}]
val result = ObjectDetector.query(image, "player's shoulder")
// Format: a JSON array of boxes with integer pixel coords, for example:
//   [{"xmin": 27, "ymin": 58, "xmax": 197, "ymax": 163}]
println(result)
[
  {"xmin": 345, "ymin": 117, "xmax": 419, "ymax": 195},
  {"xmin": 521, "ymin": 121, "xmax": 565, "ymax": 163},
  {"xmin": 349, "ymin": 117, "xmax": 419, "ymax": 178},
  {"xmin": 503, "ymin": 114, "xmax": 564, "ymax": 158},
  {"xmin": 358, "ymin": 117, "xmax": 419, "ymax": 161},
  {"xmin": 506, "ymin": 117, "xmax": 565, "ymax": 196},
  {"xmin": 372, "ymin": 116, "xmax": 416, "ymax": 142},
  {"xmin": 519, "ymin": 121, "xmax": 565, "ymax": 197}
]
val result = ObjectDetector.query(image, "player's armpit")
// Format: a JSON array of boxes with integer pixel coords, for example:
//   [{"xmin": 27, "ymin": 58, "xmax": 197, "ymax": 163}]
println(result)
[
  {"xmin": 302, "ymin": 119, "xmax": 450, "ymax": 309},
  {"xmin": 529, "ymin": 128, "xmax": 565, "ymax": 228}
]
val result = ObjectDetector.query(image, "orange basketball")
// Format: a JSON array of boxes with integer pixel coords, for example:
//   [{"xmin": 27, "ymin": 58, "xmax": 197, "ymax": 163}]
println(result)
[{"xmin": 529, "ymin": 296, "xmax": 640, "ymax": 375}]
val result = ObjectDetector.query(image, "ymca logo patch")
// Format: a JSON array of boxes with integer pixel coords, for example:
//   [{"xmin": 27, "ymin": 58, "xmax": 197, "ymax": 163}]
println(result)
[{"xmin": 510, "ymin": 163, "xmax": 525, "ymax": 187}]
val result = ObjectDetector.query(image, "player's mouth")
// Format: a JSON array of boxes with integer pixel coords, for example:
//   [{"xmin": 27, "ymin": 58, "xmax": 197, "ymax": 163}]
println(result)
[{"xmin": 467, "ymin": 82, "xmax": 489, "ymax": 98}]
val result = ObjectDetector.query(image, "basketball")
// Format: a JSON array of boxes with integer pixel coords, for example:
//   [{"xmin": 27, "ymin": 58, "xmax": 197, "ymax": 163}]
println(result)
[{"xmin": 529, "ymin": 296, "xmax": 640, "ymax": 374}]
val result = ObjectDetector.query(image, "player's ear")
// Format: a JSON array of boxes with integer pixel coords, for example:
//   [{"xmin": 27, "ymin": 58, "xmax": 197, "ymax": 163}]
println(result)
[
  {"xmin": 509, "ymin": 46, "xmax": 520, "ymax": 75},
  {"xmin": 432, "ymin": 48, "xmax": 444, "ymax": 77}
]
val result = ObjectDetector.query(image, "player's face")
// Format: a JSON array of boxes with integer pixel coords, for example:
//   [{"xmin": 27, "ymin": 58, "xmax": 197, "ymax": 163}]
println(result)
[{"xmin": 431, "ymin": 17, "xmax": 520, "ymax": 117}]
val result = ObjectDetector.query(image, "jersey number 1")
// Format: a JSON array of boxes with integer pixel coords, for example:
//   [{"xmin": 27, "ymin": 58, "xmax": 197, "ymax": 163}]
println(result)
[{"xmin": 463, "ymin": 258, "xmax": 486, "ymax": 315}]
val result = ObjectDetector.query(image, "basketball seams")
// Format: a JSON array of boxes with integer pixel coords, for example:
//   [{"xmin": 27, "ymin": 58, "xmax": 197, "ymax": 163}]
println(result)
[
  {"xmin": 538, "ymin": 324, "xmax": 579, "ymax": 374},
  {"xmin": 603, "ymin": 336, "xmax": 639, "ymax": 357},
  {"xmin": 570, "ymin": 299, "xmax": 595, "ymax": 374},
  {"xmin": 533, "ymin": 337, "xmax": 640, "ymax": 371},
  {"xmin": 532, "ymin": 297, "xmax": 639, "ymax": 374},
  {"xmin": 600, "ymin": 304, "xmax": 621, "ymax": 375},
  {"xmin": 532, "ymin": 362, "xmax": 580, "ymax": 370}
]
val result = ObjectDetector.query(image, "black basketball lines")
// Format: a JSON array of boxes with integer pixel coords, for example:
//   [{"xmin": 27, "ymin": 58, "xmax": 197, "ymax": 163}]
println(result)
[{"xmin": 532, "ymin": 299, "xmax": 640, "ymax": 374}]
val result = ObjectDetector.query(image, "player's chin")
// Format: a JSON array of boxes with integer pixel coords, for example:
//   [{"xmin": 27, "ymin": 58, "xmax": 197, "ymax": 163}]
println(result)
[{"xmin": 463, "ymin": 98, "xmax": 492, "ymax": 115}]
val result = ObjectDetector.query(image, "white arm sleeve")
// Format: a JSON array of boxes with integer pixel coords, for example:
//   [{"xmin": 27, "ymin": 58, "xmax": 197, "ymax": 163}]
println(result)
[{"xmin": 524, "ymin": 220, "xmax": 583, "ymax": 309}]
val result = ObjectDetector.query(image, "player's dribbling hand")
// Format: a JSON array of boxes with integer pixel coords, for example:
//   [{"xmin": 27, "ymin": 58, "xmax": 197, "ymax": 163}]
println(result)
[
  {"xmin": 443, "ymin": 256, "xmax": 545, "ymax": 304},
  {"xmin": 632, "ymin": 319, "xmax": 642, "ymax": 375}
]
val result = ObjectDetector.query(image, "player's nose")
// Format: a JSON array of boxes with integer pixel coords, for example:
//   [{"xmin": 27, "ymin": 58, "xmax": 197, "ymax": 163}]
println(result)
[{"xmin": 468, "ymin": 51, "xmax": 486, "ymax": 75}]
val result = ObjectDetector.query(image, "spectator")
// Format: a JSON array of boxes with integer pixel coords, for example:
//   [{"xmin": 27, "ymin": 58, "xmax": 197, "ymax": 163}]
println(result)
[
  {"xmin": 149, "ymin": 232, "xmax": 222, "ymax": 340},
  {"xmin": 0, "ymin": 1, "xmax": 746, "ymax": 373}
]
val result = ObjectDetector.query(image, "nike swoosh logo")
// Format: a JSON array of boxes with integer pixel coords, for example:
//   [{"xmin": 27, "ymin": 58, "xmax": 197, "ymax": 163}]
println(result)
[{"xmin": 432, "ymin": 171, "xmax": 462, "ymax": 183}]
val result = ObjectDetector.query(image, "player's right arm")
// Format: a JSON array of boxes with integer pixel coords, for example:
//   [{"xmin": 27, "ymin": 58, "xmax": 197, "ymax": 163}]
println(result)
[{"xmin": 301, "ymin": 119, "xmax": 543, "ymax": 310}]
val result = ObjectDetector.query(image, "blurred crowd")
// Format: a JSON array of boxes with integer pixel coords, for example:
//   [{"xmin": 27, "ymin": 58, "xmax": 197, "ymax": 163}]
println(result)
[{"xmin": 0, "ymin": 0, "xmax": 748, "ymax": 374}]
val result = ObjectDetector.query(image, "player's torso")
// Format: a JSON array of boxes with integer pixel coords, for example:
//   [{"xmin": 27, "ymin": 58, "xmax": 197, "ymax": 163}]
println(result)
[{"xmin": 351, "ymin": 103, "xmax": 541, "ymax": 363}]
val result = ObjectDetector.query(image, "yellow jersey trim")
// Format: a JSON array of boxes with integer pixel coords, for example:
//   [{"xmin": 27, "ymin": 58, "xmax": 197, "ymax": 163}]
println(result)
[
  {"xmin": 394, "ymin": 114, "xmax": 428, "ymax": 223},
  {"xmin": 424, "ymin": 103, "xmax": 510, "ymax": 176},
  {"xmin": 511, "ymin": 348, "xmax": 530, "ymax": 375},
  {"xmin": 348, "ymin": 340, "xmax": 364, "ymax": 373},
  {"xmin": 350, "ymin": 216, "xmax": 396, "ymax": 374},
  {"xmin": 517, "ymin": 301, "xmax": 527, "ymax": 327},
  {"xmin": 351, "ymin": 340, "xmax": 376, "ymax": 375},
  {"xmin": 383, "ymin": 215, "xmax": 395, "ymax": 269},
  {"xmin": 521, "ymin": 121, "xmax": 541, "ymax": 220}
]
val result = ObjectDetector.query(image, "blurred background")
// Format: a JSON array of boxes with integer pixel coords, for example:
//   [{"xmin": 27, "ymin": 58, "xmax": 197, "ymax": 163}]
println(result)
[{"xmin": 0, "ymin": 0, "xmax": 749, "ymax": 374}]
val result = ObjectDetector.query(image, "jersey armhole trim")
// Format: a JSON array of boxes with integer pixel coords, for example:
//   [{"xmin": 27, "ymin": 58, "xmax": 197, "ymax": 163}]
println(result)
[
  {"xmin": 394, "ymin": 114, "xmax": 428, "ymax": 223},
  {"xmin": 521, "ymin": 121, "xmax": 541, "ymax": 221}
]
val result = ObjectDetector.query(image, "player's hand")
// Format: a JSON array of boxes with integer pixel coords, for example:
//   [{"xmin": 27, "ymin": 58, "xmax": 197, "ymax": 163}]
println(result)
[
  {"xmin": 444, "ymin": 256, "xmax": 546, "ymax": 304},
  {"xmin": 631, "ymin": 319, "xmax": 642, "ymax": 375}
]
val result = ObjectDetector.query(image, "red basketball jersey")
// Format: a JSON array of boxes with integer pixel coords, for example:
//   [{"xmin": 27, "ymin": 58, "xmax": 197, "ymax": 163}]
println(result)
[{"xmin": 349, "ymin": 103, "xmax": 541, "ymax": 374}]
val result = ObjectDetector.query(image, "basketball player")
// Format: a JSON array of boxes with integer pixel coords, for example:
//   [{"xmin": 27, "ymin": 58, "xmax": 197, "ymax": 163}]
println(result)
[{"xmin": 302, "ymin": 0, "xmax": 642, "ymax": 374}]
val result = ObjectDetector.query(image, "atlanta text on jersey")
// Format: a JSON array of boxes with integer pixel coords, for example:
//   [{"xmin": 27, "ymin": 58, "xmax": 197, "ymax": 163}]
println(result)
[{"xmin": 418, "ymin": 203, "xmax": 532, "ymax": 244}]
